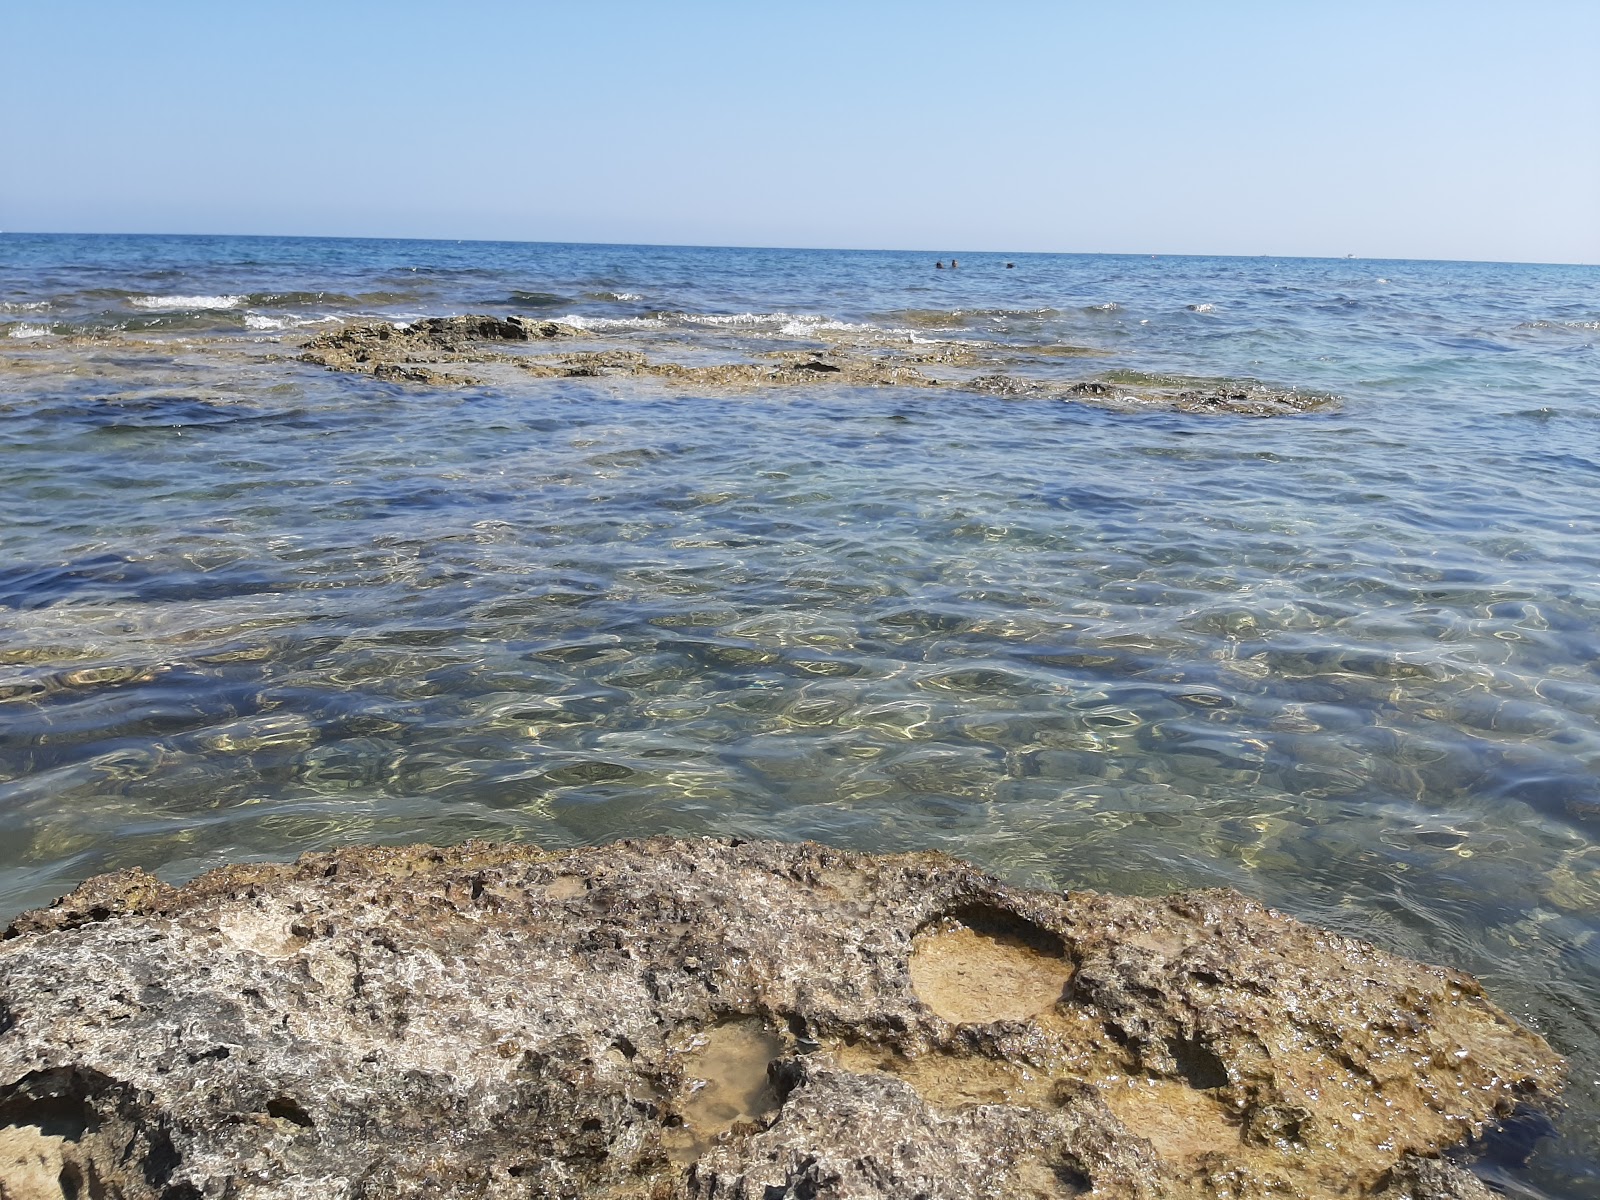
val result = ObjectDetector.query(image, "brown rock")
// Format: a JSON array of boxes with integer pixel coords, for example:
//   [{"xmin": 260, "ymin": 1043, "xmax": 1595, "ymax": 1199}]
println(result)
[{"xmin": 0, "ymin": 838, "xmax": 1563, "ymax": 1199}]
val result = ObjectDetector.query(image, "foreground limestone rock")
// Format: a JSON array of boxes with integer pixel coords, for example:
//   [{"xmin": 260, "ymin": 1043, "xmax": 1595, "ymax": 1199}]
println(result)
[{"xmin": 0, "ymin": 838, "xmax": 1563, "ymax": 1199}]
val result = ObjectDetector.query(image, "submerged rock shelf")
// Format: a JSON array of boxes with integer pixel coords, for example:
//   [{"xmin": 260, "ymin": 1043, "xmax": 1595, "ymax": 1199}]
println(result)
[
  {"xmin": 0, "ymin": 838, "xmax": 1563, "ymax": 1199},
  {"xmin": 298, "ymin": 315, "xmax": 1337, "ymax": 416}
]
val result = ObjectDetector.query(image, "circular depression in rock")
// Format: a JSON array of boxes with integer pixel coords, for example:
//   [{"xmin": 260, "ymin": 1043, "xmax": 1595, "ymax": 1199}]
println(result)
[{"xmin": 909, "ymin": 905, "xmax": 1073, "ymax": 1024}]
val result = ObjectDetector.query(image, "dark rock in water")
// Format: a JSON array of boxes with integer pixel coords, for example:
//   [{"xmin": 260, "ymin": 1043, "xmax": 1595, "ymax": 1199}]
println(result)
[
  {"xmin": 372, "ymin": 362, "xmax": 481, "ymax": 386},
  {"xmin": 969, "ymin": 373, "xmax": 1040, "ymax": 397},
  {"xmin": 0, "ymin": 838, "xmax": 1561, "ymax": 1199},
  {"xmin": 299, "ymin": 314, "xmax": 576, "ymax": 376},
  {"xmin": 292, "ymin": 317, "xmax": 1337, "ymax": 416}
]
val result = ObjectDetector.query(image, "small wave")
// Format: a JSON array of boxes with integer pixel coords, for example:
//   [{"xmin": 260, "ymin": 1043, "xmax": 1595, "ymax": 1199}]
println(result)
[
  {"xmin": 245, "ymin": 290, "xmax": 365, "ymax": 308},
  {"xmin": 557, "ymin": 314, "xmax": 667, "ymax": 331},
  {"xmin": 1083, "ymin": 302, "xmax": 1119, "ymax": 313},
  {"xmin": 245, "ymin": 311, "xmax": 341, "ymax": 331},
  {"xmin": 1187, "ymin": 303, "xmax": 1215, "ymax": 313},
  {"xmin": 1517, "ymin": 319, "xmax": 1600, "ymax": 332},
  {"xmin": 891, "ymin": 307, "xmax": 1058, "ymax": 329},
  {"xmin": 679, "ymin": 312, "xmax": 793, "ymax": 326},
  {"xmin": 129, "ymin": 294, "xmax": 246, "ymax": 310},
  {"xmin": 0, "ymin": 300, "xmax": 50, "ymax": 313},
  {"xmin": 777, "ymin": 317, "xmax": 875, "ymax": 337},
  {"xmin": 5, "ymin": 323, "xmax": 54, "ymax": 339},
  {"xmin": 506, "ymin": 291, "xmax": 569, "ymax": 308},
  {"xmin": 584, "ymin": 291, "xmax": 643, "ymax": 302}
]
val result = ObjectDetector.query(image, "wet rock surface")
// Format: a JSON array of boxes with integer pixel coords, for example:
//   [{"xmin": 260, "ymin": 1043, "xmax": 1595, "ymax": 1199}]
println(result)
[
  {"xmin": 0, "ymin": 837, "xmax": 1561, "ymax": 1199},
  {"xmin": 296, "ymin": 316, "xmax": 1336, "ymax": 416}
]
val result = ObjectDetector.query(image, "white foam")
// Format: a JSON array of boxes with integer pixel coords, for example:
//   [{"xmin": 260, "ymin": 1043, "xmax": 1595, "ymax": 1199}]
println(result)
[
  {"xmin": 1187, "ymin": 303, "xmax": 1215, "ymax": 313},
  {"xmin": 605, "ymin": 292, "xmax": 643, "ymax": 301},
  {"xmin": 0, "ymin": 301, "xmax": 49, "ymax": 313},
  {"xmin": 558, "ymin": 309, "xmax": 886, "ymax": 339},
  {"xmin": 776, "ymin": 317, "xmax": 874, "ymax": 337},
  {"xmin": 681, "ymin": 312, "xmax": 792, "ymax": 326},
  {"xmin": 6, "ymin": 323, "xmax": 53, "ymax": 339},
  {"xmin": 130, "ymin": 294, "xmax": 246, "ymax": 310},
  {"xmin": 558, "ymin": 313, "xmax": 666, "ymax": 331},
  {"xmin": 244, "ymin": 314, "xmax": 289, "ymax": 331},
  {"xmin": 1519, "ymin": 319, "xmax": 1600, "ymax": 332}
]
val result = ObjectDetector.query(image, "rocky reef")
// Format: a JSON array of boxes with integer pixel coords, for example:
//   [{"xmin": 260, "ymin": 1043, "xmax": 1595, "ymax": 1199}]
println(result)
[
  {"xmin": 298, "ymin": 317, "xmax": 1335, "ymax": 416},
  {"xmin": 0, "ymin": 838, "xmax": 1562, "ymax": 1199}
]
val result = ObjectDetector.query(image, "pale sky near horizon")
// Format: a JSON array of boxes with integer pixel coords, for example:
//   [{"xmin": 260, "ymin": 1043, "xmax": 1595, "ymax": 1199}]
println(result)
[{"xmin": 3, "ymin": 1, "xmax": 1597, "ymax": 264}]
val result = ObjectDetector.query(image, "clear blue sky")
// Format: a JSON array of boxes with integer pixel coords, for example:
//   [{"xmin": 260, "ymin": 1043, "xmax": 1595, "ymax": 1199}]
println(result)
[{"xmin": 4, "ymin": 1, "xmax": 1597, "ymax": 263}]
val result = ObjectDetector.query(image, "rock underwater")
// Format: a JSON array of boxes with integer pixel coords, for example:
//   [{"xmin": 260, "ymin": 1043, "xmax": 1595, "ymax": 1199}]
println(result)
[
  {"xmin": 0, "ymin": 837, "xmax": 1564, "ymax": 1200},
  {"xmin": 296, "ymin": 316, "xmax": 1335, "ymax": 416}
]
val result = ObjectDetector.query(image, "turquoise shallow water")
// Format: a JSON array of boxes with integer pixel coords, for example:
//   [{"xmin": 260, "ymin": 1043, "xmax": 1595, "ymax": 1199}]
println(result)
[{"xmin": 2, "ymin": 234, "xmax": 1598, "ymax": 1193}]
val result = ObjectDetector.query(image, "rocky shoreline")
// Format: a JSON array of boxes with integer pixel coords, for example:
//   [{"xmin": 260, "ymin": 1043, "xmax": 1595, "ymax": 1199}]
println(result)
[
  {"xmin": 296, "ymin": 315, "xmax": 1336, "ymax": 417},
  {"xmin": 0, "ymin": 837, "xmax": 1562, "ymax": 1199},
  {"xmin": 0, "ymin": 314, "xmax": 1338, "ymax": 418}
]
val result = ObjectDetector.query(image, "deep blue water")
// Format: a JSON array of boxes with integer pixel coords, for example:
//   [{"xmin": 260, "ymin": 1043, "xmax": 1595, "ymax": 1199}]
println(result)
[{"xmin": 2, "ymin": 233, "xmax": 1598, "ymax": 1194}]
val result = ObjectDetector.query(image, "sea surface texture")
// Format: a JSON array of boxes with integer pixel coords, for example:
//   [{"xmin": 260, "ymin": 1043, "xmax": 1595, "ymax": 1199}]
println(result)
[{"xmin": 1, "ymin": 234, "xmax": 1597, "ymax": 1195}]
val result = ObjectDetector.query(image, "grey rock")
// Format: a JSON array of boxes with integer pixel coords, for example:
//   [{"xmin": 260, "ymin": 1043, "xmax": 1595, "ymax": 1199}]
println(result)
[{"xmin": 0, "ymin": 837, "xmax": 1563, "ymax": 1199}]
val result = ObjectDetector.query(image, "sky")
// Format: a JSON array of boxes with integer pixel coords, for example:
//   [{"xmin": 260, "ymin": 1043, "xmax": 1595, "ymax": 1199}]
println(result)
[{"xmin": 3, "ymin": 1, "xmax": 1597, "ymax": 263}]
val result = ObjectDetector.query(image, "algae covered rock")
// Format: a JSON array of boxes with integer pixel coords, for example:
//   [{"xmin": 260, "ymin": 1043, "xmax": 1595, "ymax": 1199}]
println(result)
[
  {"xmin": 299, "ymin": 314, "xmax": 575, "ymax": 375},
  {"xmin": 0, "ymin": 837, "xmax": 1564, "ymax": 1199}
]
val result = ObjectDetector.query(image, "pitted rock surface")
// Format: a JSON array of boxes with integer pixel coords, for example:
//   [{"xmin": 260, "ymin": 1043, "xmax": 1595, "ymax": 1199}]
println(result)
[{"xmin": 0, "ymin": 837, "xmax": 1564, "ymax": 1199}]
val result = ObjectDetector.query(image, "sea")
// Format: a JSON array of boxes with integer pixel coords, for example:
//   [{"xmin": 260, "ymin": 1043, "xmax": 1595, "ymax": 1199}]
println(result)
[{"xmin": 1, "ymin": 233, "xmax": 1597, "ymax": 1195}]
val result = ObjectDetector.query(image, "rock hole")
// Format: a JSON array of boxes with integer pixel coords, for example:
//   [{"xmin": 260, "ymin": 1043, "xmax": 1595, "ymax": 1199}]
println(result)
[
  {"xmin": 264, "ymin": 1098, "xmax": 314, "ymax": 1128},
  {"xmin": 785, "ymin": 1013, "xmax": 820, "ymax": 1053},
  {"xmin": 1012, "ymin": 1158, "xmax": 1093, "ymax": 1198},
  {"xmin": 1169, "ymin": 1038, "xmax": 1229, "ymax": 1090},
  {"xmin": 0, "ymin": 1083, "xmax": 94, "ymax": 1145},
  {"xmin": 909, "ymin": 905, "xmax": 1073, "ymax": 1025},
  {"xmin": 666, "ymin": 1020, "xmax": 783, "ymax": 1163},
  {"xmin": 1053, "ymin": 1162, "xmax": 1092, "ymax": 1195},
  {"xmin": 58, "ymin": 1163, "xmax": 83, "ymax": 1200},
  {"xmin": 1103, "ymin": 1021, "xmax": 1133, "ymax": 1049}
]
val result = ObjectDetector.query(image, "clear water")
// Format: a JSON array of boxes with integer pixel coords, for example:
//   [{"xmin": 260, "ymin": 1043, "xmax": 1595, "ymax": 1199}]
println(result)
[{"xmin": 2, "ymin": 234, "xmax": 1598, "ymax": 1194}]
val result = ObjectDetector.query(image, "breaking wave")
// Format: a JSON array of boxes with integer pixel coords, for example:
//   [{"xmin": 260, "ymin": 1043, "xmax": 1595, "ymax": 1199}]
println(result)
[
  {"xmin": 130, "ymin": 294, "xmax": 247, "ymax": 310},
  {"xmin": 1517, "ymin": 319, "xmax": 1600, "ymax": 333}
]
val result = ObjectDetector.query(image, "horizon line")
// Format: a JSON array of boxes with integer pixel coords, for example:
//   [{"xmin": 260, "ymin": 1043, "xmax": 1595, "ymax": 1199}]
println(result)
[{"xmin": 1, "ymin": 228, "xmax": 1596, "ymax": 270}]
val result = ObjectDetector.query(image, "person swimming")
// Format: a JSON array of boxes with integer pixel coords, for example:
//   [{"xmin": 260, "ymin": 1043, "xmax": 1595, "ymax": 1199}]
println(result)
[
  {"xmin": 950, "ymin": 259, "xmax": 958, "ymax": 269},
  {"xmin": 935, "ymin": 261, "xmax": 944, "ymax": 269}
]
